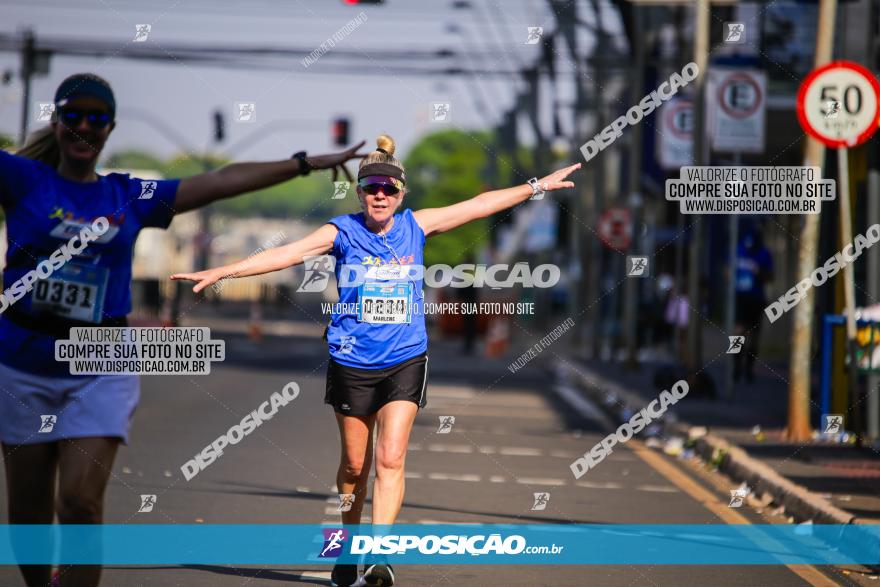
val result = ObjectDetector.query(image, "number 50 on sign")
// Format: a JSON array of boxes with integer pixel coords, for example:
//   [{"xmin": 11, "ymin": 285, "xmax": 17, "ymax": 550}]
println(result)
[{"xmin": 796, "ymin": 60, "xmax": 880, "ymax": 148}]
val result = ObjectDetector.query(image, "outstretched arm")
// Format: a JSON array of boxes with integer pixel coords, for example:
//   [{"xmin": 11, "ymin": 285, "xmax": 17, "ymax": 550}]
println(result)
[
  {"xmin": 171, "ymin": 223, "xmax": 339, "ymax": 293},
  {"xmin": 173, "ymin": 142, "xmax": 367, "ymax": 213},
  {"xmin": 412, "ymin": 163, "xmax": 580, "ymax": 237}
]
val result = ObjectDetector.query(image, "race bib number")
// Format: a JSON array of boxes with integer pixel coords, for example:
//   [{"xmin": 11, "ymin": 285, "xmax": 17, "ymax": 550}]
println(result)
[
  {"xmin": 736, "ymin": 273, "xmax": 755, "ymax": 292},
  {"xmin": 357, "ymin": 282, "xmax": 412, "ymax": 324},
  {"xmin": 31, "ymin": 261, "xmax": 109, "ymax": 323}
]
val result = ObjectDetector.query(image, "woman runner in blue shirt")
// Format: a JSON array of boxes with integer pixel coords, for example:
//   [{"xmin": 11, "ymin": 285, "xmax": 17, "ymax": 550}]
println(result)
[
  {"xmin": 174, "ymin": 134, "xmax": 579, "ymax": 587},
  {"xmin": 0, "ymin": 72, "xmax": 365, "ymax": 587}
]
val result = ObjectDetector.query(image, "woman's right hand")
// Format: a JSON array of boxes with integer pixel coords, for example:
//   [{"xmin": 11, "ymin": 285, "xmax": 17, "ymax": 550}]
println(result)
[{"xmin": 170, "ymin": 268, "xmax": 228, "ymax": 293}]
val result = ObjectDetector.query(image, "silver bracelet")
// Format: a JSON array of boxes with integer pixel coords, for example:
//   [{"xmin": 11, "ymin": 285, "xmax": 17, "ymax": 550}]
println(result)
[{"xmin": 528, "ymin": 177, "xmax": 545, "ymax": 200}]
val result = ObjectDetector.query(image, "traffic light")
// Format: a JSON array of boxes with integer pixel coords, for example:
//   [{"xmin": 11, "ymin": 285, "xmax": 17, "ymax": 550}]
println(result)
[
  {"xmin": 213, "ymin": 110, "xmax": 225, "ymax": 143},
  {"xmin": 332, "ymin": 118, "xmax": 350, "ymax": 146}
]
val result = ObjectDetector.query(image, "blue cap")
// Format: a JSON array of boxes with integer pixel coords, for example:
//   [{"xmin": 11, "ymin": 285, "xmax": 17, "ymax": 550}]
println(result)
[{"xmin": 54, "ymin": 74, "xmax": 116, "ymax": 118}]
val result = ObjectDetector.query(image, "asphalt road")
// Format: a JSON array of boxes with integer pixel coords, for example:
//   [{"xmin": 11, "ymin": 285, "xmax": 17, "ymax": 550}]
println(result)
[{"xmin": 0, "ymin": 318, "xmax": 853, "ymax": 586}]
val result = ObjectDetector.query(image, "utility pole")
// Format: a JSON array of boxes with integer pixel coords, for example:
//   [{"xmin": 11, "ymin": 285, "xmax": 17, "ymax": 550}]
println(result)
[
  {"xmin": 18, "ymin": 29, "xmax": 35, "ymax": 146},
  {"xmin": 589, "ymin": 0, "xmax": 607, "ymax": 358},
  {"xmin": 623, "ymin": 6, "xmax": 646, "ymax": 368},
  {"xmin": 685, "ymin": 0, "xmax": 710, "ymax": 372},
  {"xmin": 550, "ymin": 0, "xmax": 592, "ymax": 353},
  {"xmin": 787, "ymin": 0, "xmax": 838, "ymax": 441}
]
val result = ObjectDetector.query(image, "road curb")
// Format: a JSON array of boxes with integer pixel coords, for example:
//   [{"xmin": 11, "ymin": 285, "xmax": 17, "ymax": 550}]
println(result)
[{"xmin": 554, "ymin": 358, "xmax": 860, "ymax": 526}]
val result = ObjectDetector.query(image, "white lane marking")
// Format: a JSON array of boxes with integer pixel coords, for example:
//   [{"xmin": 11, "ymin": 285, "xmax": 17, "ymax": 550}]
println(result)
[
  {"xmin": 428, "ymin": 472, "xmax": 481, "ymax": 482},
  {"xmin": 549, "ymin": 450, "xmax": 578, "ymax": 458},
  {"xmin": 296, "ymin": 486, "xmax": 311, "ymax": 493},
  {"xmin": 478, "ymin": 446, "xmax": 497, "ymax": 454},
  {"xmin": 427, "ymin": 444, "xmax": 474, "ymax": 453},
  {"xmin": 499, "ymin": 447, "xmax": 543, "ymax": 456},
  {"xmin": 322, "ymin": 518, "xmax": 373, "ymax": 525},
  {"xmin": 428, "ymin": 385, "xmax": 477, "ymax": 399},
  {"xmin": 409, "ymin": 443, "xmax": 423, "ymax": 451},
  {"xmin": 404, "ymin": 471, "xmax": 424, "ymax": 479},
  {"xmin": 515, "ymin": 477, "xmax": 566, "ymax": 487},
  {"xmin": 576, "ymin": 481, "xmax": 623, "ymax": 489},
  {"xmin": 489, "ymin": 475, "xmax": 507, "ymax": 483},
  {"xmin": 637, "ymin": 485, "xmax": 679, "ymax": 493},
  {"xmin": 552, "ymin": 383, "xmax": 616, "ymax": 428}
]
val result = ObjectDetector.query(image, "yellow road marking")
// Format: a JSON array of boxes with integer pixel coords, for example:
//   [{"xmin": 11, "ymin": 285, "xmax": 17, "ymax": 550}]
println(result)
[{"xmin": 628, "ymin": 439, "xmax": 840, "ymax": 587}]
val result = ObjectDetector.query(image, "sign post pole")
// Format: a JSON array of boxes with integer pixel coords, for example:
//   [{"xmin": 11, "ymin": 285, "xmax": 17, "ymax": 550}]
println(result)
[{"xmin": 796, "ymin": 60, "xmax": 880, "ymax": 442}]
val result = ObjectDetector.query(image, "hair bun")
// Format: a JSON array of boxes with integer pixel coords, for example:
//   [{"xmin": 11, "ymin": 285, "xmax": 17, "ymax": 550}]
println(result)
[{"xmin": 376, "ymin": 134, "xmax": 396, "ymax": 157}]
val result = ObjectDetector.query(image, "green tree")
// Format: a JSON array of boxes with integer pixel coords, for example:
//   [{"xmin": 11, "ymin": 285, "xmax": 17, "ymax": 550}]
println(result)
[{"xmin": 403, "ymin": 129, "xmax": 491, "ymax": 266}]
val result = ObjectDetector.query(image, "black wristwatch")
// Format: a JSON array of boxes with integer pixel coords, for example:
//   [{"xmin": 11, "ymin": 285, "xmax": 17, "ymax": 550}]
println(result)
[{"xmin": 292, "ymin": 151, "xmax": 311, "ymax": 176}]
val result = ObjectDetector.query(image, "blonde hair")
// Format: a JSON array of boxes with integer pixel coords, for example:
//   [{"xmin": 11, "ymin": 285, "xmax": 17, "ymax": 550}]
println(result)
[
  {"xmin": 17, "ymin": 126, "xmax": 60, "ymax": 167},
  {"xmin": 359, "ymin": 134, "xmax": 404, "ymax": 173}
]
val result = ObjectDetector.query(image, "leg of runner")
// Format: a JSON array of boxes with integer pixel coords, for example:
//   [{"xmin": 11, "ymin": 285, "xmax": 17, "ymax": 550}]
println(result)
[
  {"xmin": 335, "ymin": 413, "xmax": 375, "ymax": 524},
  {"xmin": 333, "ymin": 414, "xmax": 375, "ymax": 587},
  {"xmin": 363, "ymin": 401, "xmax": 416, "ymax": 587},
  {"xmin": 2, "ymin": 442, "xmax": 59, "ymax": 587},
  {"xmin": 371, "ymin": 400, "xmax": 418, "ymax": 524},
  {"xmin": 55, "ymin": 437, "xmax": 119, "ymax": 587}
]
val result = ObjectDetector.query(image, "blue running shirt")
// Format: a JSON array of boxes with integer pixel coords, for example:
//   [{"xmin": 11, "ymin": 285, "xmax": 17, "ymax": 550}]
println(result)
[
  {"xmin": 326, "ymin": 209, "xmax": 427, "ymax": 369},
  {"xmin": 0, "ymin": 150, "xmax": 180, "ymax": 375}
]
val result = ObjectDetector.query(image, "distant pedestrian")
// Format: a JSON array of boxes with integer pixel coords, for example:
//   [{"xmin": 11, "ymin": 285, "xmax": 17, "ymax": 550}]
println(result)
[{"xmin": 733, "ymin": 229, "xmax": 773, "ymax": 383}]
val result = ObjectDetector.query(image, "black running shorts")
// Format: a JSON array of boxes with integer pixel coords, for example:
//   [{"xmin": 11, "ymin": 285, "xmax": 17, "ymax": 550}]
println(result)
[{"xmin": 325, "ymin": 353, "xmax": 428, "ymax": 416}]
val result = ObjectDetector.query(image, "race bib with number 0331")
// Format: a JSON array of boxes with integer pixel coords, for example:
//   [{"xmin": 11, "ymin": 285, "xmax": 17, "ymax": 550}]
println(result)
[
  {"xmin": 31, "ymin": 261, "xmax": 109, "ymax": 323},
  {"xmin": 357, "ymin": 282, "xmax": 412, "ymax": 324}
]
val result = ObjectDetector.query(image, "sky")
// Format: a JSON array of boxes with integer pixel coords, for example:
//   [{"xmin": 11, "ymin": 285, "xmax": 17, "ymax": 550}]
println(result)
[{"xmin": 0, "ymin": 0, "xmax": 609, "ymax": 168}]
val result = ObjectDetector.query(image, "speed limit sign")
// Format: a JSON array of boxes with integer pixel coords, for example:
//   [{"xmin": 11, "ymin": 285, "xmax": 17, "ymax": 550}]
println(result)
[{"xmin": 796, "ymin": 60, "xmax": 880, "ymax": 148}]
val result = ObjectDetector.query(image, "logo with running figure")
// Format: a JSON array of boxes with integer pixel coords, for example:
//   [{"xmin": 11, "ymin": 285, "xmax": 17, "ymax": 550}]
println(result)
[
  {"xmin": 38, "ymin": 415, "xmax": 57, "ymax": 433},
  {"xmin": 724, "ymin": 22, "xmax": 745, "ymax": 44},
  {"xmin": 525, "ymin": 27, "xmax": 543, "ymax": 45},
  {"xmin": 627, "ymin": 256, "xmax": 649, "ymax": 277},
  {"xmin": 338, "ymin": 493, "xmax": 355, "ymax": 512},
  {"xmin": 431, "ymin": 102, "xmax": 451, "ymax": 123},
  {"xmin": 822, "ymin": 414, "xmax": 844, "ymax": 434},
  {"xmin": 133, "ymin": 24, "xmax": 151, "ymax": 42},
  {"xmin": 36, "ymin": 103, "xmax": 55, "ymax": 122},
  {"xmin": 339, "ymin": 336, "xmax": 356, "ymax": 354},
  {"xmin": 437, "ymin": 416, "xmax": 455, "ymax": 434},
  {"xmin": 332, "ymin": 181, "xmax": 350, "ymax": 200},
  {"xmin": 531, "ymin": 492, "xmax": 550, "ymax": 511},
  {"xmin": 728, "ymin": 485, "xmax": 750, "ymax": 508},
  {"xmin": 139, "ymin": 180, "xmax": 157, "ymax": 200},
  {"xmin": 319, "ymin": 528, "xmax": 348, "ymax": 558},
  {"xmin": 235, "ymin": 102, "xmax": 256, "ymax": 123},
  {"xmin": 727, "ymin": 336, "xmax": 744, "ymax": 354},
  {"xmin": 138, "ymin": 494, "xmax": 157, "ymax": 513},
  {"xmin": 298, "ymin": 255, "xmax": 336, "ymax": 292}
]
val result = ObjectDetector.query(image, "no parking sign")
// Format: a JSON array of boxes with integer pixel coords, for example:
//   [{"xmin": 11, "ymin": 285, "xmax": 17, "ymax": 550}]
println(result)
[
  {"xmin": 657, "ymin": 96, "xmax": 693, "ymax": 170},
  {"xmin": 708, "ymin": 68, "xmax": 766, "ymax": 153}
]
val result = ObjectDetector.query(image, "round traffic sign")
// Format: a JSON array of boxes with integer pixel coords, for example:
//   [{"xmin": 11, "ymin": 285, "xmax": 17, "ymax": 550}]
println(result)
[
  {"xmin": 598, "ymin": 207, "xmax": 632, "ymax": 251},
  {"xmin": 665, "ymin": 100, "xmax": 693, "ymax": 140},
  {"xmin": 796, "ymin": 60, "xmax": 880, "ymax": 148},
  {"xmin": 718, "ymin": 73, "xmax": 763, "ymax": 119}
]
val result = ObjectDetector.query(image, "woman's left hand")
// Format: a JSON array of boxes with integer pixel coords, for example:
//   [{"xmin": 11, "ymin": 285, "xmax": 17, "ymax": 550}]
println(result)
[
  {"xmin": 537, "ymin": 162, "xmax": 582, "ymax": 192},
  {"xmin": 307, "ymin": 140, "xmax": 370, "ymax": 183}
]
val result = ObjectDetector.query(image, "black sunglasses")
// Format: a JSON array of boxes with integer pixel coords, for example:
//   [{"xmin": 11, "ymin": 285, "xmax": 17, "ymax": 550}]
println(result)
[
  {"xmin": 58, "ymin": 107, "xmax": 113, "ymax": 130},
  {"xmin": 361, "ymin": 183, "xmax": 401, "ymax": 196}
]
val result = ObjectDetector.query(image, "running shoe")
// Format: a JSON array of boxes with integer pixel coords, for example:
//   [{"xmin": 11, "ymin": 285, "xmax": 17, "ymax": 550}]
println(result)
[
  {"xmin": 363, "ymin": 563, "xmax": 395, "ymax": 586},
  {"xmin": 331, "ymin": 563, "xmax": 359, "ymax": 587}
]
